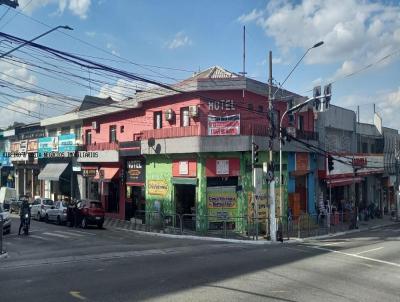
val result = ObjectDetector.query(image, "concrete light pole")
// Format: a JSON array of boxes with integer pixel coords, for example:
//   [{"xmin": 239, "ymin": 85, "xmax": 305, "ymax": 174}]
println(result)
[{"xmin": 0, "ymin": 25, "xmax": 73, "ymax": 59}]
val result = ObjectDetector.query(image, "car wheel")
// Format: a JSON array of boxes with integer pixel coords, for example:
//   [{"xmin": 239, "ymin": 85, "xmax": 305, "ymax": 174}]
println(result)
[
  {"xmin": 45, "ymin": 214, "xmax": 49, "ymax": 223},
  {"xmin": 81, "ymin": 217, "xmax": 87, "ymax": 229},
  {"xmin": 56, "ymin": 216, "xmax": 61, "ymax": 225},
  {"xmin": 97, "ymin": 222, "xmax": 103, "ymax": 229},
  {"xmin": 36, "ymin": 212, "xmax": 41, "ymax": 221}
]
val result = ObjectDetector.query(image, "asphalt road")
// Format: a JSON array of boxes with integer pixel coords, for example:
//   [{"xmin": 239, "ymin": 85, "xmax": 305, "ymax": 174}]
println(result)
[{"xmin": 0, "ymin": 217, "xmax": 399, "ymax": 302}]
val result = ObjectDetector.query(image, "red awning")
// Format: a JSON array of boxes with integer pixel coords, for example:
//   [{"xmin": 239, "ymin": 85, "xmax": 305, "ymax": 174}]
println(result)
[
  {"xmin": 327, "ymin": 177, "xmax": 363, "ymax": 188},
  {"xmin": 94, "ymin": 167, "xmax": 119, "ymax": 182}
]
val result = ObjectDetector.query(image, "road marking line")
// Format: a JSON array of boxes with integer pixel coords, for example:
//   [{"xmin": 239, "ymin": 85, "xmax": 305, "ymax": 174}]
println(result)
[
  {"xmin": 69, "ymin": 291, "xmax": 86, "ymax": 300},
  {"xmin": 322, "ymin": 242, "xmax": 342, "ymax": 246},
  {"xmin": 310, "ymin": 246, "xmax": 400, "ymax": 268},
  {"xmin": 30, "ymin": 235, "xmax": 51, "ymax": 241},
  {"xmin": 65, "ymin": 229, "xmax": 96, "ymax": 236},
  {"xmin": 43, "ymin": 232, "xmax": 71, "ymax": 239},
  {"xmin": 355, "ymin": 247, "xmax": 384, "ymax": 255},
  {"xmin": 54, "ymin": 231, "xmax": 84, "ymax": 237}
]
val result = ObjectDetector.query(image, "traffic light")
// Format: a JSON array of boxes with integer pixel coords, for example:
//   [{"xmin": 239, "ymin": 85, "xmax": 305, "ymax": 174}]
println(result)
[
  {"xmin": 252, "ymin": 142, "xmax": 259, "ymax": 164},
  {"xmin": 328, "ymin": 155, "xmax": 334, "ymax": 172},
  {"xmin": 324, "ymin": 83, "xmax": 332, "ymax": 110}
]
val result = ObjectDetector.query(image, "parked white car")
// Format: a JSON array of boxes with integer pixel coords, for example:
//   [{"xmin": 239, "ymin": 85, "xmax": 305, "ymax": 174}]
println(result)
[
  {"xmin": 31, "ymin": 198, "xmax": 54, "ymax": 221},
  {"xmin": 45, "ymin": 201, "xmax": 68, "ymax": 225},
  {"xmin": 0, "ymin": 204, "xmax": 11, "ymax": 234}
]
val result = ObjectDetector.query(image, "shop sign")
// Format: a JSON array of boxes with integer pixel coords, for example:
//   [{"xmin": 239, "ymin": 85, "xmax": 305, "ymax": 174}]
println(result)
[
  {"xmin": 247, "ymin": 191, "xmax": 268, "ymax": 220},
  {"xmin": 82, "ymin": 169, "xmax": 97, "ymax": 177},
  {"xmin": 38, "ymin": 137, "xmax": 58, "ymax": 154},
  {"xmin": 126, "ymin": 159, "xmax": 145, "ymax": 183},
  {"xmin": 216, "ymin": 160, "xmax": 229, "ymax": 175},
  {"xmin": 11, "ymin": 142, "xmax": 20, "ymax": 153},
  {"xmin": 19, "ymin": 140, "xmax": 27, "ymax": 153},
  {"xmin": 296, "ymin": 153, "xmax": 309, "ymax": 171},
  {"xmin": 148, "ymin": 180, "xmax": 169, "ymax": 196},
  {"xmin": 207, "ymin": 186, "xmax": 237, "ymax": 221},
  {"xmin": 179, "ymin": 161, "xmax": 188, "ymax": 175},
  {"xmin": 27, "ymin": 139, "xmax": 38, "ymax": 152},
  {"xmin": 207, "ymin": 114, "xmax": 240, "ymax": 136},
  {"xmin": 328, "ymin": 154, "xmax": 383, "ymax": 176},
  {"xmin": 208, "ymin": 99, "xmax": 235, "ymax": 111},
  {"xmin": 58, "ymin": 133, "xmax": 76, "ymax": 152}
]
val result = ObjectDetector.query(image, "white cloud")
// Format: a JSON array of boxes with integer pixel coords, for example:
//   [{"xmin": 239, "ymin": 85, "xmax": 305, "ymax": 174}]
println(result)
[
  {"xmin": 335, "ymin": 88, "xmax": 400, "ymax": 129},
  {"xmin": 97, "ymin": 79, "xmax": 157, "ymax": 101},
  {"xmin": 238, "ymin": 9, "xmax": 263, "ymax": 24},
  {"xmin": 106, "ymin": 42, "xmax": 119, "ymax": 56},
  {"xmin": 376, "ymin": 87, "xmax": 400, "ymax": 129},
  {"xmin": 166, "ymin": 31, "xmax": 192, "ymax": 49},
  {"xmin": 0, "ymin": 61, "xmax": 37, "ymax": 87},
  {"xmin": 19, "ymin": 0, "xmax": 91, "ymax": 19},
  {"xmin": 239, "ymin": 0, "xmax": 400, "ymax": 75},
  {"xmin": 85, "ymin": 31, "xmax": 97, "ymax": 37}
]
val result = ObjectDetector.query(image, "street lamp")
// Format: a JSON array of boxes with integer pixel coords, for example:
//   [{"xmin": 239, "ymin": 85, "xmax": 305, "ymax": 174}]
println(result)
[
  {"xmin": 276, "ymin": 41, "xmax": 324, "ymax": 218},
  {"xmin": 0, "ymin": 25, "xmax": 73, "ymax": 59}
]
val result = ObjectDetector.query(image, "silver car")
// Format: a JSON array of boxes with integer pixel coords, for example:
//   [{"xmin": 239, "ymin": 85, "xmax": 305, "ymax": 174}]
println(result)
[
  {"xmin": 45, "ymin": 201, "xmax": 68, "ymax": 225},
  {"xmin": 31, "ymin": 198, "xmax": 54, "ymax": 221}
]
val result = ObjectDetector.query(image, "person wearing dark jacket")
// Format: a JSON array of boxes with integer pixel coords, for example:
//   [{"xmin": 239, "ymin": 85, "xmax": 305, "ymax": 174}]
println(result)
[
  {"xmin": 18, "ymin": 198, "xmax": 31, "ymax": 235},
  {"xmin": 67, "ymin": 200, "xmax": 75, "ymax": 227}
]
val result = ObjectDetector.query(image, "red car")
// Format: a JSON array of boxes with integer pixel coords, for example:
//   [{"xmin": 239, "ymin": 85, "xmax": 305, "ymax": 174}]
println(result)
[{"xmin": 76, "ymin": 199, "xmax": 105, "ymax": 229}]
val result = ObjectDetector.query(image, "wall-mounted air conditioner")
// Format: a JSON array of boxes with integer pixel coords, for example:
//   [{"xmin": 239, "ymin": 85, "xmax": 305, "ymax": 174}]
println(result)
[
  {"xmin": 189, "ymin": 105, "xmax": 198, "ymax": 117},
  {"xmin": 92, "ymin": 121, "xmax": 98, "ymax": 130},
  {"xmin": 165, "ymin": 109, "xmax": 175, "ymax": 121}
]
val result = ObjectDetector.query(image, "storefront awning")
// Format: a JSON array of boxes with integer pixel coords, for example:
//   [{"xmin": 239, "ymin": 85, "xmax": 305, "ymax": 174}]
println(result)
[
  {"xmin": 327, "ymin": 177, "xmax": 363, "ymax": 188},
  {"xmin": 94, "ymin": 167, "xmax": 119, "ymax": 182},
  {"xmin": 38, "ymin": 163, "xmax": 69, "ymax": 181}
]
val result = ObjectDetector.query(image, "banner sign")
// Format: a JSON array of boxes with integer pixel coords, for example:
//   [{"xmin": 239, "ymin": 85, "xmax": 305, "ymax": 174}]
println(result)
[
  {"xmin": 27, "ymin": 139, "xmax": 38, "ymax": 152},
  {"xmin": 82, "ymin": 169, "xmax": 97, "ymax": 177},
  {"xmin": 38, "ymin": 137, "xmax": 58, "ymax": 154},
  {"xmin": 207, "ymin": 186, "xmax": 237, "ymax": 221},
  {"xmin": 126, "ymin": 159, "xmax": 145, "ymax": 183},
  {"xmin": 148, "ymin": 180, "xmax": 169, "ymax": 196},
  {"xmin": 59, "ymin": 133, "xmax": 77, "ymax": 152},
  {"xmin": 207, "ymin": 114, "xmax": 240, "ymax": 136}
]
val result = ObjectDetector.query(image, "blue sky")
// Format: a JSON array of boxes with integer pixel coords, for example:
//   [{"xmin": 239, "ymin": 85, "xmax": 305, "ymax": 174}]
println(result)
[{"xmin": 0, "ymin": 0, "xmax": 399, "ymax": 129}]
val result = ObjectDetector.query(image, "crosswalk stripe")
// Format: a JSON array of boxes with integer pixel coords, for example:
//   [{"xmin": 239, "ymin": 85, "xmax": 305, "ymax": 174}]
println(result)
[
  {"xmin": 54, "ymin": 230, "xmax": 84, "ymax": 237},
  {"xmin": 30, "ymin": 235, "xmax": 51, "ymax": 241},
  {"xmin": 43, "ymin": 232, "xmax": 71, "ymax": 239},
  {"xmin": 63, "ymin": 229, "xmax": 96, "ymax": 236}
]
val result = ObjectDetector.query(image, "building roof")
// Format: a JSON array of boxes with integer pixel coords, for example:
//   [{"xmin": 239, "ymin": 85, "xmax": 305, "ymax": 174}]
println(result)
[
  {"xmin": 78, "ymin": 95, "xmax": 117, "ymax": 112},
  {"xmin": 41, "ymin": 66, "xmax": 304, "ymax": 125},
  {"xmin": 189, "ymin": 66, "xmax": 239, "ymax": 80}
]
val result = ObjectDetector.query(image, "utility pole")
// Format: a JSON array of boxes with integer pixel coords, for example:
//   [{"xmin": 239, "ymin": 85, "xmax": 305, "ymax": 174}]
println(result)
[
  {"xmin": 268, "ymin": 51, "xmax": 277, "ymax": 241},
  {"xmin": 0, "ymin": 0, "xmax": 19, "ymax": 9},
  {"xmin": 395, "ymin": 148, "xmax": 400, "ymax": 221}
]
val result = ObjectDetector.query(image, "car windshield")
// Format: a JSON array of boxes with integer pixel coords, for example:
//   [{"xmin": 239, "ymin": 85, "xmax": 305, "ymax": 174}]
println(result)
[
  {"xmin": 43, "ymin": 199, "xmax": 54, "ymax": 205},
  {"xmin": 90, "ymin": 202, "xmax": 102, "ymax": 209}
]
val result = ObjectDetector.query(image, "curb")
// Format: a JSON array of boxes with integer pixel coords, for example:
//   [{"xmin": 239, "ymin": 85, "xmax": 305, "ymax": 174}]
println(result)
[
  {"xmin": 113, "ymin": 227, "xmax": 294, "ymax": 245},
  {"xmin": 298, "ymin": 221, "xmax": 399, "ymax": 241},
  {"xmin": 110, "ymin": 220, "xmax": 398, "ymax": 246}
]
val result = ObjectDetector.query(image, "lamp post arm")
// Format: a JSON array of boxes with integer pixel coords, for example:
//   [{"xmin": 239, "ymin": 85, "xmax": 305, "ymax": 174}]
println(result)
[
  {"xmin": 272, "ymin": 48, "xmax": 311, "ymax": 100},
  {"xmin": 0, "ymin": 25, "xmax": 72, "ymax": 59}
]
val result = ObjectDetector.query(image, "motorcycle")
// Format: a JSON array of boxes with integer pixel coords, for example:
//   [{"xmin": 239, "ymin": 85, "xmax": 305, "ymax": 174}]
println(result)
[{"xmin": 22, "ymin": 213, "xmax": 30, "ymax": 235}]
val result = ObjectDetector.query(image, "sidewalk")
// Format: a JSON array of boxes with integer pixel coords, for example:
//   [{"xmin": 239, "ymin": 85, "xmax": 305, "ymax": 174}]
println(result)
[
  {"xmin": 104, "ymin": 215, "xmax": 399, "ymax": 245},
  {"xmin": 295, "ymin": 214, "xmax": 399, "ymax": 241}
]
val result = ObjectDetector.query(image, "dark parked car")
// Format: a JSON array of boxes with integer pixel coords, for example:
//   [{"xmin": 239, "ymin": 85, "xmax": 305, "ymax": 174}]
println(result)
[{"xmin": 76, "ymin": 200, "xmax": 105, "ymax": 229}]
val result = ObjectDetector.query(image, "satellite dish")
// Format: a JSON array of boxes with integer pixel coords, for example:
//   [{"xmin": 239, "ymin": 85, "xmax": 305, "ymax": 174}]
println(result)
[{"xmin": 148, "ymin": 137, "xmax": 155, "ymax": 148}]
